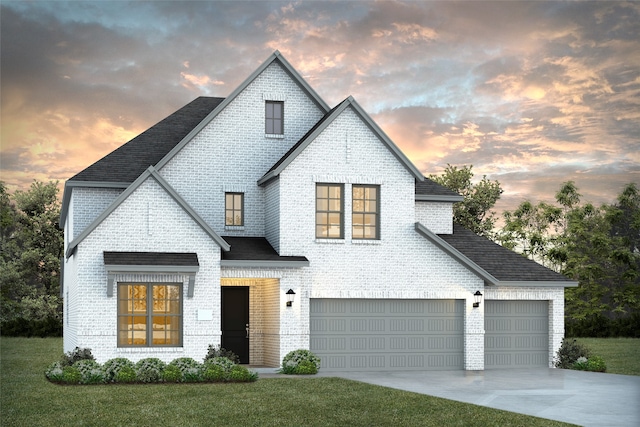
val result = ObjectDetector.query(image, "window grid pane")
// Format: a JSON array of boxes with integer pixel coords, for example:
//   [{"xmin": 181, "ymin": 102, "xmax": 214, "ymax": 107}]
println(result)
[
  {"xmin": 265, "ymin": 101, "xmax": 284, "ymax": 135},
  {"xmin": 118, "ymin": 283, "xmax": 182, "ymax": 347},
  {"xmin": 316, "ymin": 184, "xmax": 343, "ymax": 239},
  {"xmin": 352, "ymin": 185, "xmax": 379, "ymax": 240},
  {"xmin": 225, "ymin": 192, "xmax": 243, "ymax": 226}
]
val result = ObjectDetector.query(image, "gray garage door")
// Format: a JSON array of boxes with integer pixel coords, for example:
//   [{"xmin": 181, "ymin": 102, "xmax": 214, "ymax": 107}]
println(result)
[
  {"xmin": 485, "ymin": 300, "xmax": 549, "ymax": 369},
  {"xmin": 310, "ymin": 299, "xmax": 464, "ymax": 371}
]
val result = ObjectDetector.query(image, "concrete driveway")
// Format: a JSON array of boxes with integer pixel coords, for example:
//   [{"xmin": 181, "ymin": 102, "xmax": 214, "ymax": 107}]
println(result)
[{"xmin": 316, "ymin": 368, "xmax": 640, "ymax": 427}]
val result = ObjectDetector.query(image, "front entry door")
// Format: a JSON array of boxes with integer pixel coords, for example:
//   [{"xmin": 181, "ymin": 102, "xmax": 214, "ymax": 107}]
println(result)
[{"xmin": 221, "ymin": 287, "xmax": 249, "ymax": 364}]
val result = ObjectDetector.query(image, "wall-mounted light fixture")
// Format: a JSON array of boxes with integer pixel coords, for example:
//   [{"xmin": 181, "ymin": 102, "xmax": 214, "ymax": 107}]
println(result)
[
  {"xmin": 286, "ymin": 289, "xmax": 296, "ymax": 307},
  {"xmin": 473, "ymin": 291, "xmax": 483, "ymax": 308}
]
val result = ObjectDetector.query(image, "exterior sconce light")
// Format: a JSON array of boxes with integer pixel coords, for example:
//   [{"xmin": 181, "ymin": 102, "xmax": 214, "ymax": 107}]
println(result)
[
  {"xmin": 473, "ymin": 291, "xmax": 483, "ymax": 308},
  {"xmin": 286, "ymin": 289, "xmax": 296, "ymax": 307}
]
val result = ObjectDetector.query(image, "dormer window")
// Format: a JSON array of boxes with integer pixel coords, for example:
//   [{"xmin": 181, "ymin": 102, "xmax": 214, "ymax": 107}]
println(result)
[{"xmin": 265, "ymin": 101, "xmax": 284, "ymax": 135}]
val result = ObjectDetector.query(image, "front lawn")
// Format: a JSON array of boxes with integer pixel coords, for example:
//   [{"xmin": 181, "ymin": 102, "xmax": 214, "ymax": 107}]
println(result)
[
  {"xmin": 574, "ymin": 337, "xmax": 640, "ymax": 376},
  {"xmin": 0, "ymin": 337, "xmax": 575, "ymax": 427}
]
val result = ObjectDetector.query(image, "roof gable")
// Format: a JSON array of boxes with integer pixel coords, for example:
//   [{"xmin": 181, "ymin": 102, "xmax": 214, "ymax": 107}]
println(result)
[
  {"xmin": 65, "ymin": 166, "xmax": 230, "ymax": 258},
  {"xmin": 154, "ymin": 50, "xmax": 330, "ymax": 172},
  {"xmin": 258, "ymin": 96, "xmax": 424, "ymax": 185}
]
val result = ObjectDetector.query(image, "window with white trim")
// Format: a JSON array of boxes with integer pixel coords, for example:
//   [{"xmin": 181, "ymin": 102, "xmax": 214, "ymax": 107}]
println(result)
[{"xmin": 265, "ymin": 101, "xmax": 284, "ymax": 135}]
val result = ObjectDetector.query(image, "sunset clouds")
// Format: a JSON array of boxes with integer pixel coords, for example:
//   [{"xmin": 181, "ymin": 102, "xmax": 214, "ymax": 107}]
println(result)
[{"xmin": 1, "ymin": 1, "xmax": 638, "ymax": 214}]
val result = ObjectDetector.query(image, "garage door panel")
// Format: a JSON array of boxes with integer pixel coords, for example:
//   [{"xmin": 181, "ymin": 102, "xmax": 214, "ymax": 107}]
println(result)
[
  {"xmin": 311, "ymin": 299, "xmax": 463, "ymax": 371},
  {"xmin": 485, "ymin": 300, "xmax": 549, "ymax": 369}
]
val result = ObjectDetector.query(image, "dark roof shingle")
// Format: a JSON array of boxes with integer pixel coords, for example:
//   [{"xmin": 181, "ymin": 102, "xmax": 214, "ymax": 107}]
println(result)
[
  {"xmin": 415, "ymin": 178, "xmax": 462, "ymax": 198},
  {"xmin": 71, "ymin": 97, "xmax": 224, "ymax": 183},
  {"xmin": 438, "ymin": 224, "xmax": 574, "ymax": 283},
  {"xmin": 222, "ymin": 237, "xmax": 308, "ymax": 262},
  {"xmin": 103, "ymin": 252, "xmax": 199, "ymax": 266}
]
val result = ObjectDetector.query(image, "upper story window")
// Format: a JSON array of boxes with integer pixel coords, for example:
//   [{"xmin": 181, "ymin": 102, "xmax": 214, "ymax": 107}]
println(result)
[
  {"xmin": 316, "ymin": 184, "xmax": 343, "ymax": 239},
  {"xmin": 117, "ymin": 283, "xmax": 182, "ymax": 347},
  {"xmin": 352, "ymin": 185, "xmax": 379, "ymax": 240},
  {"xmin": 265, "ymin": 101, "xmax": 284, "ymax": 135},
  {"xmin": 225, "ymin": 192, "xmax": 244, "ymax": 226}
]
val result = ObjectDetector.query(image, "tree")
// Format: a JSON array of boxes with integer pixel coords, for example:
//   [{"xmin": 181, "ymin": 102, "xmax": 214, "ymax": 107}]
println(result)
[
  {"xmin": 499, "ymin": 181, "xmax": 640, "ymax": 336},
  {"xmin": 0, "ymin": 180, "xmax": 63, "ymax": 336},
  {"xmin": 498, "ymin": 200, "xmax": 562, "ymax": 269},
  {"xmin": 429, "ymin": 164, "xmax": 503, "ymax": 238}
]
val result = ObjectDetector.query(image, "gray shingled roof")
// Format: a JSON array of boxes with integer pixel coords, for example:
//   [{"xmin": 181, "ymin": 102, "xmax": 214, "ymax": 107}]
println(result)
[
  {"xmin": 415, "ymin": 178, "xmax": 463, "ymax": 199},
  {"xmin": 438, "ymin": 224, "xmax": 575, "ymax": 283},
  {"xmin": 71, "ymin": 97, "xmax": 224, "ymax": 183},
  {"xmin": 103, "ymin": 252, "xmax": 199, "ymax": 266},
  {"xmin": 222, "ymin": 237, "xmax": 308, "ymax": 263}
]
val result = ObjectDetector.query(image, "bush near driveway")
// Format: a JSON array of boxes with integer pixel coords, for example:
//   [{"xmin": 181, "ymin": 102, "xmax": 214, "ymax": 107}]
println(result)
[{"xmin": 2, "ymin": 337, "xmax": 577, "ymax": 427}]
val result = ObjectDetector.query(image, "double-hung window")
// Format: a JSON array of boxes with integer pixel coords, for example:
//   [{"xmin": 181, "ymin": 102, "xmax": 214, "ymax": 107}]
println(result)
[
  {"xmin": 316, "ymin": 184, "xmax": 343, "ymax": 239},
  {"xmin": 352, "ymin": 185, "xmax": 379, "ymax": 240},
  {"xmin": 225, "ymin": 192, "xmax": 244, "ymax": 226},
  {"xmin": 117, "ymin": 283, "xmax": 182, "ymax": 347},
  {"xmin": 265, "ymin": 101, "xmax": 284, "ymax": 135}
]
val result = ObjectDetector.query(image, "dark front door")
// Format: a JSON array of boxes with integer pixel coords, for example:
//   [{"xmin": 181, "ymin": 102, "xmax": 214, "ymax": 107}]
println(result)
[{"xmin": 221, "ymin": 287, "xmax": 249, "ymax": 364}]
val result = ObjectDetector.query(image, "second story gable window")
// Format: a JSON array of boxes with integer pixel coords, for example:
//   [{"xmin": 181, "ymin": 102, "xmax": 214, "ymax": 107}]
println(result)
[
  {"xmin": 225, "ymin": 193, "xmax": 244, "ymax": 226},
  {"xmin": 265, "ymin": 101, "xmax": 284, "ymax": 135},
  {"xmin": 352, "ymin": 185, "xmax": 379, "ymax": 240},
  {"xmin": 316, "ymin": 184, "xmax": 343, "ymax": 239}
]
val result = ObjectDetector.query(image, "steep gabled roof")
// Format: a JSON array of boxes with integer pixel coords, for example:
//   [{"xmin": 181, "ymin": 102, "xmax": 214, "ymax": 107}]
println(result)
[
  {"xmin": 415, "ymin": 178, "xmax": 464, "ymax": 202},
  {"xmin": 70, "ymin": 97, "xmax": 225, "ymax": 184},
  {"xmin": 416, "ymin": 222, "xmax": 577, "ymax": 287},
  {"xmin": 154, "ymin": 50, "xmax": 330, "ymax": 172},
  {"xmin": 65, "ymin": 166, "xmax": 230, "ymax": 258},
  {"xmin": 258, "ymin": 96, "xmax": 424, "ymax": 185}
]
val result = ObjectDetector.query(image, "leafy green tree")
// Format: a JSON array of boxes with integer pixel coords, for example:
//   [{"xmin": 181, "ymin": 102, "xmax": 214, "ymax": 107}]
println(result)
[
  {"xmin": 499, "ymin": 200, "xmax": 562, "ymax": 269},
  {"xmin": 429, "ymin": 164, "xmax": 503, "ymax": 238},
  {"xmin": 0, "ymin": 181, "xmax": 63, "ymax": 336},
  {"xmin": 500, "ymin": 181, "xmax": 640, "ymax": 336}
]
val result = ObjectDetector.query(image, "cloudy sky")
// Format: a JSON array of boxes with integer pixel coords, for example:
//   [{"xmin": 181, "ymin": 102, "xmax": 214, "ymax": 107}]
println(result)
[{"xmin": 1, "ymin": 1, "xmax": 639, "ymax": 216}]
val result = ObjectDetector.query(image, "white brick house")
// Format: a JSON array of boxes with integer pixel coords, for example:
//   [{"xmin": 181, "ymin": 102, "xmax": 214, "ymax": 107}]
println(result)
[{"xmin": 60, "ymin": 51, "xmax": 577, "ymax": 370}]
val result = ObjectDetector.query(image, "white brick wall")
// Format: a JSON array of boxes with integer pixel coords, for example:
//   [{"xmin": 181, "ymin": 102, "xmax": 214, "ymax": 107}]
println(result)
[
  {"xmin": 68, "ymin": 178, "xmax": 222, "ymax": 363},
  {"xmin": 159, "ymin": 61, "xmax": 325, "ymax": 238},
  {"xmin": 65, "ymin": 57, "xmax": 568, "ymax": 371},
  {"xmin": 415, "ymin": 201, "xmax": 454, "ymax": 234}
]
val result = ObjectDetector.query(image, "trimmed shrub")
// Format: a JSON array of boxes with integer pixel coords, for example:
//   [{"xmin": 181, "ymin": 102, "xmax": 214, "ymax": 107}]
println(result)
[
  {"xmin": 114, "ymin": 366, "xmax": 137, "ymax": 383},
  {"xmin": 228, "ymin": 365, "xmax": 257, "ymax": 382},
  {"xmin": 162, "ymin": 364, "xmax": 182, "ymax": 383},
  {"xmin": 202, "ymin": 365, "xmax": 227, "ymax": 382},
  {"xmin": 587, "ymin": 355, "xmax": 607, "ymax": 372},
  {"xmin": 554, "ymin": 338, "xmax": 590, "ymax": 369},
  {"xmin": 204, "ymin": 344, "xmax": 240, "ymax": 365},
  {"xmin": 135, "ymin": 358, "xmax": 166, "ymax": 383},
  {"xmin": 166, "ymin": 357, "xmax": 203, "ymax": 382},
  {"xmin": 73, "ymin": 360, "xmax": 105, "ymax": 384},
  {"xmin": 45, "ymin": 361, "xmax": 65, "ymax": 382},
  {"xmin": 103, "ymin": 358, "xmax": 136, "ymax": 383},
  {"xmin": 61, "ymin": 347, "xmax": 95, "ymax": 366},
  {"xmin": 62, "ymin": 366, "xmax": 82, "ymax": 384},
  {"xmin": 281, "ymin": 349, "xmax": 321, "ymax": 375}
]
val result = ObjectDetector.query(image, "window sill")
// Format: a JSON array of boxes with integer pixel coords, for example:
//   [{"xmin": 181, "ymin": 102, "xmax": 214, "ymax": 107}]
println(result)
[
  {"xmin": 265, "ymin": 133, "xmax": 284, "ymax": 139},
  {"xmin": 225, "ymin": 225, "xmax": 245, "ymax": 231},
  {"xmin": 352, "ymin": 239, "xmax": 382, "ymax": 245},
  {"xmin": 315, "ymin": 238, "xmax": 346, "ymax": 244},
  {"xmin": 117, "ymin": 347, "xmax": 184, "ymax": 353}
]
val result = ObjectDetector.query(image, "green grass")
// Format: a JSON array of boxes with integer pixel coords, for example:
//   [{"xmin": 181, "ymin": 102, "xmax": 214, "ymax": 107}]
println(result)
[
  {"xmin": 0, "ymin": 338, "xmax": 576, "ymax": 427},
  {"xmin": 574, "ymin": 337, "xmax": 640, "ymax": 376}
]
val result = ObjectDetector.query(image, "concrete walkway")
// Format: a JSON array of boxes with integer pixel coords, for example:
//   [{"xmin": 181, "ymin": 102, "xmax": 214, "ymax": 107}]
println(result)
[{"xmin": 310, "ymin": 368, "xmax": 640, "ymax": 427}]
